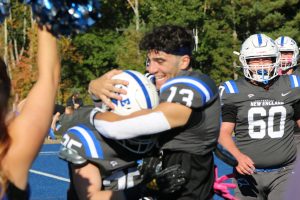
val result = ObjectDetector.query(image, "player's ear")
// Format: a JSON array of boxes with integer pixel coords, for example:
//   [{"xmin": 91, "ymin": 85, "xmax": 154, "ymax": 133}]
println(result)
[{"xmin": 179, "ymin": 55, "xmax": 190, "ymax": 70}]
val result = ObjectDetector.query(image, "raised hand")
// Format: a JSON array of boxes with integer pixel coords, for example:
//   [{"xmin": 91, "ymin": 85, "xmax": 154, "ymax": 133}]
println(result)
[{"xmin": 88, "ymin": 69, "xmax": 128, "ymax": 109}]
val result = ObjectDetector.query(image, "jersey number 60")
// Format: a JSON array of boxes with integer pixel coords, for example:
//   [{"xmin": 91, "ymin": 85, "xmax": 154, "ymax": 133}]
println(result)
[{"xmin": 248, "ymin": 106, "xmax": 286, "ymax": 139}]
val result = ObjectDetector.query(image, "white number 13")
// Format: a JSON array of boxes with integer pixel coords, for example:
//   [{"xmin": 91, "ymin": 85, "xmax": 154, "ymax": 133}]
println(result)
[{"xmin": 168, "ymin": 86, "xmax": 194, "ymax": 107}]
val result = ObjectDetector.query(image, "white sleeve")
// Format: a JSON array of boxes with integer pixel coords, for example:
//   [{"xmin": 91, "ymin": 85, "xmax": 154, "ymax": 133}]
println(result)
[{"xmin": 93, "ymin": 111, "xmax": 171, "ymax": 140}]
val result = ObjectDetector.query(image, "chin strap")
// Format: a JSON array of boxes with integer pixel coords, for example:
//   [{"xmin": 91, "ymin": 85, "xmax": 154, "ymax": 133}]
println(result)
[
  {"xmin": 213, "ymin": 165, "xmax": 238, "ymax": 200},
  {"xmin": 263, "ymin": 80, "xmax": 269, "ymax": 84}
]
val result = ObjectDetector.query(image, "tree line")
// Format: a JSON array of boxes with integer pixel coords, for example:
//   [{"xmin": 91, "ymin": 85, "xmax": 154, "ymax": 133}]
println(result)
[{"xmin": 1, "ymin": 0, "xmax": 300, "ymax": 105}]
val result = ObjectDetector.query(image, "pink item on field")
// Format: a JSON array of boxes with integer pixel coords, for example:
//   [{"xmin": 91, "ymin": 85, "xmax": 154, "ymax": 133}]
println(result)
[{"xmin": 213, "ymin": 165, "xmax": 238, "ymax": 200}]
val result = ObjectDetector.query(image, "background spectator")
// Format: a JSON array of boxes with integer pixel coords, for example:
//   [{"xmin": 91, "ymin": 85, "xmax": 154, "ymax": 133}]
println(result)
[{"xmin": 66, "ymin": 91, "xmax": 83, "ymax": 109}]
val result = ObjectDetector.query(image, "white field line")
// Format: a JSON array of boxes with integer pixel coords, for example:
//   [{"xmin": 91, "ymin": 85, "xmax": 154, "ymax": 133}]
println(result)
[
  {"xmin": 29, "ymin": 169, "xmax": 70, "ymax": 183},
  {"xmin": 39, "ymin": 151, "xmax": 58, "ymax": 155}
]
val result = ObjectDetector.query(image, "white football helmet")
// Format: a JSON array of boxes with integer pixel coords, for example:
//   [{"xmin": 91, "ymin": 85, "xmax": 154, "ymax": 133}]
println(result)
[
  {"xmin": 110, "ymin": 70, "xmax": 159, "ymax": 154},
  {"xmin": 239, "ymin": 33, "xmax": 280, "ymax": 83},
  {"xmin": 275, "ymin": 36, "xmax": 299, "ymax": 71},
  {"xmin": 111, "ymin": 70, "xmax": 159, "ymax": 115}
]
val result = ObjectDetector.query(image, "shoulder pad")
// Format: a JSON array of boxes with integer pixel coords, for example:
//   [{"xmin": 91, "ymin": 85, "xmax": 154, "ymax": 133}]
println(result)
[
  {"xmin": 219, "ymin": 80, "xmax": 239, "ymax": 94},
  {"xmin": 58, "ymin": 146, "xmax": 87, "ymax": 165},
  {"xmin": 59, "ymin": 124, "xmax": 104, "ymax": 163},
  {"xmin": 159, "ymin": 73, "xmax": 218, "ymax": 108},
  {"xmin": 219, "ymin": 80, "xmax": 239, "ymax": 106}
]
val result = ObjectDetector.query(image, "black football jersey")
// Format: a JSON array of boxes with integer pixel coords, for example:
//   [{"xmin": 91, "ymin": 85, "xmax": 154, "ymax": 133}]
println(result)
[
  {"xmin": 158, "ymin": 71, "xmax": 221, "ymax": 155},
  {"xmin": 220, "ymin": 75, "xmax": 300, "ymax": 168},
  {"xmin": 60, "ymin": 123, "xmax": 145, "ymax": 190},
  {"xmin": 58, "ymin": 107, "xmax": 153, "ymax": 191},
  {"xmin": 292, "ymin": 68, "xmax": 300, "ymax": 136},
  {"xmin": 56, "ymin": 106, "xmax": 94, "ymax": 136},
  {"xmin": 293, "ymin": 67, "xmax": 300, "ymax": 76}
]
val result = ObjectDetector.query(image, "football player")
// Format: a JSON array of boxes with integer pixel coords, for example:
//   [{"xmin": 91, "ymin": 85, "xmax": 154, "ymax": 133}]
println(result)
[
  {"xmin": 275, "ymin": 36, "xmax": 299, "ymax": 75},
  {"xmin": 89, "ymin": 25, "xmax": 221, "ymax": 200},
  {"xmin": 218, "ymin": 33, "xmax": 300, "ymax": 200},
  {"xmin": 59, "ymin": 70, "xmax": 186, "ymax": 200},
  {"xmin": 275, "ymin": 36, "xmax": 300, "ymax": 158}
]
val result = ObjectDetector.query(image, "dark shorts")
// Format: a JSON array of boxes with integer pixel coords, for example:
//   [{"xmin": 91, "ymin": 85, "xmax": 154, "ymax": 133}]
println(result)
[{"xmin": 158, "ymin": 151, "xmax": 214, "ymax": 200}]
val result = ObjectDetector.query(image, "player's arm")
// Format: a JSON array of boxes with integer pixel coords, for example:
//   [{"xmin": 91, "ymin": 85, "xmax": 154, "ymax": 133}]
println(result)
[
  {"xmin": 92, "ymin": 75, "xmax": 218, "ymax": 140},
  {"xmin": 218, "ymin": 104, "xmax": 255, "ymax": 175},
  {"xmin": 92, "ymin": 102, "xmax": 192, "ymax": 132},
  {"xmin": 92, "ymin": 102, "xmax": 190, "ymax": 140},
  {"xmin": 4, "ymin": 27, "xmax": 60, "ymax": 188},
  {"xmin": 71, "ymin": 163, "xmax": 126, "ymax": 200},
  {"xmin": 51, "ymin": 112, "xmax": 61, "ymax": 131}
]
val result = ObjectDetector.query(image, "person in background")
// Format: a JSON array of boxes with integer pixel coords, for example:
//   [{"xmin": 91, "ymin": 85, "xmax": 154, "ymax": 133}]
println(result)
[
  {"xmin": 218, "ymin": 33, "xmax": 300, "ymax": 200},
  {"xmin": 275, "ymin": 36, "xmax": 300, "ymax": 158},
  {"xmin": 66, "ymin": 91, "xmax": 84, "ymax": 110},
  {"xmin": 0, "ymin": 27, "xmax": 60, "ymax": 199},
  {"xmin": 275, "ymin": 36, "xmax": 299, "ymax": 76}
]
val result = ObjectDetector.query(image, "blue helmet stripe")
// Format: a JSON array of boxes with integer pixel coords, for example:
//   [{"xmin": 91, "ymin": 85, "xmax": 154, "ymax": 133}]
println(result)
[
  {"xmin": 125, "ymin": 70, "xmax": 152, "ymax": 109},
  {"xmin": 257, "ymin": 34, "xmax": 262, "ymax": 46},
  {"xmin": 280, "ymin": 36, "xmax": 285, "ymax": 46}
]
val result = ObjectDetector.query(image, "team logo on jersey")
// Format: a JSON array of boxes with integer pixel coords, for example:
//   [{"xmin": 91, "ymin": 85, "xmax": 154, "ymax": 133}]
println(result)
[
  {"xmin": 281, "ymin": 91, "xmax": 291, "ymax": 96},
  {"xmin": 250, "ymin": 100, "xmax": 284, "ymax": 107},
  {"xmin": 248, "ymin": 94, "xmax": 255, "ymax": 98},
  {"xmin": 110, "ymin": 161, "xmax": 118, "ymax": 167}
]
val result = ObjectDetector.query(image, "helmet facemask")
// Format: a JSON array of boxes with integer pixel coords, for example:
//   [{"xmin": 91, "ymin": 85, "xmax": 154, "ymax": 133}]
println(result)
[
  {"xmin": 279, "ymin": 51, "xmax": 297, "ymax": 72},
  {"xmin": 117, "ymin": 136, "xmax": 157, "ymax": 155},
  {"xmin": 242, "ymin": 57, "xmax": 279, "ymax": 84}
]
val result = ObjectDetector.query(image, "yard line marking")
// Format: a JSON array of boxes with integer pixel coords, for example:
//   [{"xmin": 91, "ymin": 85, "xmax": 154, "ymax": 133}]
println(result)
[
  {"xmin": 39, "ymin": 151, "xmax": 58, "ymax": 155},
  {"xmin": 29, "ymin": 169, "xmax": 70, "ymax": 182}
]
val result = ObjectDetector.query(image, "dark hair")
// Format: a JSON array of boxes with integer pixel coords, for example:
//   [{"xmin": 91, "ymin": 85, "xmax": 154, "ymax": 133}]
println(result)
[
  {"xmin": 0, "ymin": 58, "xmax": 11, "ymax": 194},
  {"xmin": 139, "ymin": 25, "xmax": 194, "ymax": 56}
]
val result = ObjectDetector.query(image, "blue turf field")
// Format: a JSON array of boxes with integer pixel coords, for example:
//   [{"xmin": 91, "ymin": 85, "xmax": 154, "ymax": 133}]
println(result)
[{"xmin": 29, "ymin": 144, "xmax": 234, "ymax": 200}]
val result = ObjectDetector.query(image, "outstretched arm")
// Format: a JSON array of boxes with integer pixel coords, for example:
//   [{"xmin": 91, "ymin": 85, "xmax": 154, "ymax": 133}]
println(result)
[
  {"xmin": 92, "ymin": 102, "xmax": 191, "ymax": 140},
  {"xmin": 4, "ymin": 27, "xmax": 60, "ymax": 189}
]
